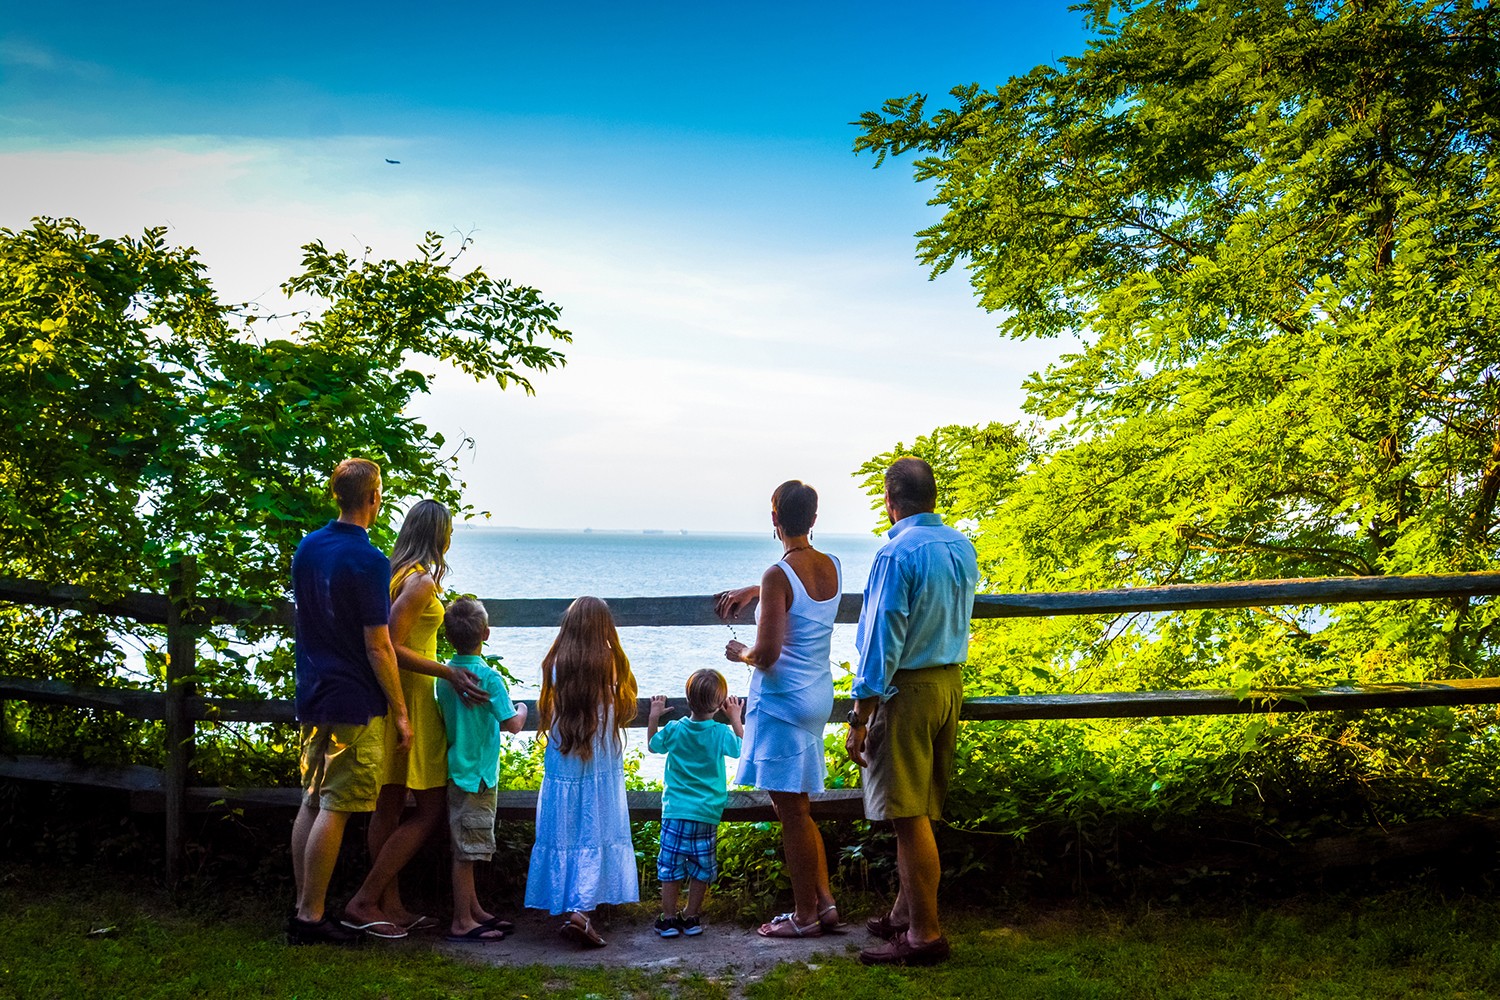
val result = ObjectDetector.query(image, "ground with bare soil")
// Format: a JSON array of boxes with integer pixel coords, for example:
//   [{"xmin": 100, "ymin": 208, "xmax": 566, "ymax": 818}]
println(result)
[{"xmin": 431, "ymin": 908, "xmax": 864, "ymax": 983}]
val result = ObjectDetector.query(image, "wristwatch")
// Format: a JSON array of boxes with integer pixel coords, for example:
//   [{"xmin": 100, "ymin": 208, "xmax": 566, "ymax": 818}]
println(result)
[{"xmin": 846, "ymin": 709, "xmax": 865, "ymax": 729}]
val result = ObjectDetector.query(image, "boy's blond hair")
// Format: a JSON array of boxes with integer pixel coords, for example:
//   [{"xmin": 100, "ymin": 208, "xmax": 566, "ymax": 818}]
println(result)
[{"xmin": 685, "ymin": 668, "xmax": 728, "ymax": 715}]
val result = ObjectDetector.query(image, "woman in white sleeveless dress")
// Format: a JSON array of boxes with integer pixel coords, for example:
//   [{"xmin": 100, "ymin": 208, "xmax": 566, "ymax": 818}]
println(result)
[{"xmin": 716, "ymin": 480, "xmax": 844, "ymax": 938}]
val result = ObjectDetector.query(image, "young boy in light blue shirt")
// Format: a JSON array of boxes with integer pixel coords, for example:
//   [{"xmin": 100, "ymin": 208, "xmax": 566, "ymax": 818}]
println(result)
[
  {"xmin": 647, "ymin": 669, "xmax": 744, "ymax": 937},
  {"xmin": 433, "ymin": 597, "xmax": 527, "ymax": 943}
]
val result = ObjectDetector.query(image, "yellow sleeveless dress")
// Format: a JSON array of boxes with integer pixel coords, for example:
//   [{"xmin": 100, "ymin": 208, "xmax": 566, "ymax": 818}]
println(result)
[{"xmin": 381, "ymin": 563, "xmax": 448, "ymax": 791}]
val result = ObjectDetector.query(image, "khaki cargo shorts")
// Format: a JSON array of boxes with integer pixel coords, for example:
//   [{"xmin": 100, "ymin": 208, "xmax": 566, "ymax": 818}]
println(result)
[
  {"xmin": 299, "ymin": 719, "xmax": 385, "ymax": 813},
  {"xmin": 862, "ymin": 664, "xmax": 962, "ymax": 821},
  {"xmin": 447, "ymin": 783, "xmax": 498, "ymax": 862}
]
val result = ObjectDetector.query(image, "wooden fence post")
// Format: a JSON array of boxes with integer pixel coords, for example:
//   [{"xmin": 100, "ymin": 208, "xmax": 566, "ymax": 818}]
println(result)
[{"xmin": 164, "ymin": 554, "xmax": 197, "ymax": 887}]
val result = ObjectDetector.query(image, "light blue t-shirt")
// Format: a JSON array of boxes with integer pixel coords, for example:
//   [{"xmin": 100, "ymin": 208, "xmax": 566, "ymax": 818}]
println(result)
[
  {"xmin": 649, "ymin": 717, "xmax": 743, "ymax": 825},
  {"xmin": 433, "ymin": 653, "xmax": 518, "ymax": 793},
  {"xmin": 853, "ymin": 512, "xmax": 979, "ymax": 701}
]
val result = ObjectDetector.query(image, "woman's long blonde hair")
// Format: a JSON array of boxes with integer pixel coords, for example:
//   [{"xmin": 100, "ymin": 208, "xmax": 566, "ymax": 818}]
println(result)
[
  {"xmin": 536, "ymin": 596, "xmax": 638, "ymax": 760},
  {"xmin": 389, "ymin": 499, "xmax": 452, "ymax": 587}
]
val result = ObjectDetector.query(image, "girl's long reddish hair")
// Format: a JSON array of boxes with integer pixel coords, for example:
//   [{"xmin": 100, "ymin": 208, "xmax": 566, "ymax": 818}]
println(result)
[{"xmin": 536, "ymin": 596, "xmax": 638, "ymax": 760}]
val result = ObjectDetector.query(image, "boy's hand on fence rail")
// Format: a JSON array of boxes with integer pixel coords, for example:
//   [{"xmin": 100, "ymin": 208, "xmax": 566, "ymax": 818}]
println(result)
[
  {"xmin": 723, "ymin": 695, "xmax": 745, "ymax": 739},
  {"xmin": 647, "ymin": 695, "xmax": 670, "ymax": 745}
]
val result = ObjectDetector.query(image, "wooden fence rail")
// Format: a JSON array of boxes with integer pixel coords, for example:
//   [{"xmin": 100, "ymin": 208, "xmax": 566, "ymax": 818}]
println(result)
[
  {"xmin": 8, "ymin": 571, "xmax": 1500, "ymax": 629},
  {"xmin": 5, "ymin": 570, "xmax": 1500, "ymax": 881},
  {"xmin": 11, "ymin": 677, "xmax": 1500, "ymax": 730}
]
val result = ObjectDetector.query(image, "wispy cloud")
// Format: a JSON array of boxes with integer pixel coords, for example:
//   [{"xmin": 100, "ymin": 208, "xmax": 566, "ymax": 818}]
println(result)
[
  {"xmin": 0, "ymin": 134, "xmax": 1056, "ymax": 532},
  {"xmin": 0, "ymin": 38, "xmax": 105, "ymax": 80}
]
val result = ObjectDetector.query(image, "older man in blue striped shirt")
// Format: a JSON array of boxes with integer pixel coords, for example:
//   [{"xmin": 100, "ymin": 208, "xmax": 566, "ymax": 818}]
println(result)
[{"xmin": 846, "ymin": 457, "xmax": 978, "ymax": 967}]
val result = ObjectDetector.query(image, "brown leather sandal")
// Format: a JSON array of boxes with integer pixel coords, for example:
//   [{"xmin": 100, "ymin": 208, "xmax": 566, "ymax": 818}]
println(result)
[
  {"xmin": 558, "ymin": 914, "xmax": 607, "ymax": 948},
  {"xmin": 757, "ymin": 912, "xmax": 823, "ymax": 938}
]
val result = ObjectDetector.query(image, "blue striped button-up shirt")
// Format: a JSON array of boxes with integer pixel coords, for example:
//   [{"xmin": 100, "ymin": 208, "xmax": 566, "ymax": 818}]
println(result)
[{"xmin": 853, "ymin": 512, "xmax": 979, "ymax": 702}]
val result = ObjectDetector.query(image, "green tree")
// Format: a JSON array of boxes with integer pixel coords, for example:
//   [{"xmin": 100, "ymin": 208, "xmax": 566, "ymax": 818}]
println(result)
[
  {"xmin": 857, "ymin": 0, "xmax": 1500, "ymax": 678},
  {"xmin": 853, "ymin": 1, "xmax": 1500, "ymax": 843},
  {"xmin": 0, "ymin": 218, "xmax": 569, "ymax": 766}
]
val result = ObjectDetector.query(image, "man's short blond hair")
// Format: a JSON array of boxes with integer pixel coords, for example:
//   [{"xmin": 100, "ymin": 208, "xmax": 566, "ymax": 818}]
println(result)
[{"xmin": 330, "ymin": 458, "xmax": 381, "ymax": 513}]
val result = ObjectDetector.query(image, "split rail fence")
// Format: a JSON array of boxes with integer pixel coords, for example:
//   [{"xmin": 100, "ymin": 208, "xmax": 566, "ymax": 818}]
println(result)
[{"xmin": 5, "ymin": 568, "xmax": 1500, "ymax": 883}]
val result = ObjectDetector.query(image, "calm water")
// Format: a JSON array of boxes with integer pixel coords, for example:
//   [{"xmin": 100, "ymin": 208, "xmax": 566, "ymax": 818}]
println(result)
[{"xmin": 445, "ymin": 527, "xmax": 884, "ymax": 705}]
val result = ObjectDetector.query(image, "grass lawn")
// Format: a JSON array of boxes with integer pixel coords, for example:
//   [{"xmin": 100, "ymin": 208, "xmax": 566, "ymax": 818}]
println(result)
[{"xmin": 4, "ymin": 863, "xmax": 1500, "ymax": 999}]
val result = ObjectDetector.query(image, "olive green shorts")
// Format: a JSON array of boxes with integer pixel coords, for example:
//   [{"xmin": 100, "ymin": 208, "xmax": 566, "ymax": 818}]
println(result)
[
  {"xmin": 862, "ymin": 665, "xmax": 963, "ymax": 821},
  {"xmin": 299, "ymin": 719, "xmax": 385, "ymax": 813}
]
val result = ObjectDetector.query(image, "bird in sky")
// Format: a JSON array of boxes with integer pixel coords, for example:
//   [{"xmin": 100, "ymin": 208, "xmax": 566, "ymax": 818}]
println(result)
[{"xmin": 385, "ymin": 158, "xmax": 401, "ymax": 164}]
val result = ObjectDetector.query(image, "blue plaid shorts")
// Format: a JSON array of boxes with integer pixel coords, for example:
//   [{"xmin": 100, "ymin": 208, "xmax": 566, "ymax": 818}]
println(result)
[{"xmin": 656, "ymin": 818, "xmax": 719, "ymax": 884}]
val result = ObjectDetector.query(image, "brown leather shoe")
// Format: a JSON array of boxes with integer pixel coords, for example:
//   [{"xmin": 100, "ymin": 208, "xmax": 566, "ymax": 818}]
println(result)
[
  {"xmin": 859, "ymin": 933, "xmax": 951, "ymax": 967},
  {"xmin": 865, "ymin": 911, "xmax": 910, "ymax": 939}
]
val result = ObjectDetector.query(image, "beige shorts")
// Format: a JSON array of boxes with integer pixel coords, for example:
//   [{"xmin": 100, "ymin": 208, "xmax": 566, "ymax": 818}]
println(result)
[
  {"xmin": 448, "ymin": 783, "xmax": 498, "ymax": 862},
  {"xmin": 299, "ymin": 719, "xmax": 385, "ymax": 813},
  {"xmin": 862, "ymin": 665, "xmax": 962, "ymax": 821}
]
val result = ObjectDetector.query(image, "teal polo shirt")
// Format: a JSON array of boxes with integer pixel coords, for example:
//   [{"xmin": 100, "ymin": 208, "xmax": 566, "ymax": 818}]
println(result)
[
  {"xmin": 433, "ymin": 654, "xmax": 518, "ymax": 793},
  {"xmin": 649, "ymin": 718, "xmax": 743, "ymax": 825}
]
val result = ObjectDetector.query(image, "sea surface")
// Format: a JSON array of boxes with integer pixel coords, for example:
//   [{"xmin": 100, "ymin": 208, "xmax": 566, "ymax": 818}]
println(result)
[{"xmin": 445, "ymin": 526, "xmax": 884, "ymax": 705}]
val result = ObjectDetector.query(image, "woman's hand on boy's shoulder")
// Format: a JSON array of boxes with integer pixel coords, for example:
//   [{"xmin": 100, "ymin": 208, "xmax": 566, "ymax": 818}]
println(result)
[{"xmin": 446, "ymin": 665, "xmax": 490, "ymax": 705}]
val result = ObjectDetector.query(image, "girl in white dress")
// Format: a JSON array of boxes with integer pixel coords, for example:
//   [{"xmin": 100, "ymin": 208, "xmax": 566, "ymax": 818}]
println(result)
[
  {"xmin": 716, "ymin": 480, "xmax": 844, "ymax": 938},
  {"xmin": 524, "ymin": 596, "xmax": 641, "ymax": 947}
]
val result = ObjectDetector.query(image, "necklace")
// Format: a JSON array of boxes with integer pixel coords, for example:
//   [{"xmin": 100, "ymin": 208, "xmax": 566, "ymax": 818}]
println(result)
[{"xmin": 782, "ymin": 544, "xmax": 812, "ymax": 557}]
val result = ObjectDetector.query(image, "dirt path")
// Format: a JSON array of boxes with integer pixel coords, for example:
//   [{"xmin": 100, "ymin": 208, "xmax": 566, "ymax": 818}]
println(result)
[{"xmin": 430, "ymin": 910, "xmax": 864, "ymax": 983}]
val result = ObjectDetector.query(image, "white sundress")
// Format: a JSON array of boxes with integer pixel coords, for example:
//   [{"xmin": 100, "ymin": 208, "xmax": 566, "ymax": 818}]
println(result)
[
  {"xmin": 735, "ymin": 554, "xmax": 840, "ymax": 794},
  {"xmin": 524, "ymin": 708, "xmax": 640, "ymax": 913}
]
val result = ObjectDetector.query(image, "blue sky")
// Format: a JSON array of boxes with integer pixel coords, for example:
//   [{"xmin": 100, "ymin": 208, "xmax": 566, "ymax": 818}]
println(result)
[{"xmin": 1, "ymin": 2, "xmax": 1093, "ymax": 532}]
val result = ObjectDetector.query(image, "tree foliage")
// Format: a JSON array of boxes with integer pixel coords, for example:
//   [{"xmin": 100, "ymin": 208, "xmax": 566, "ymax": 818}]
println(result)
[
  {"xmin": 857, "ymin": 0, "xmax": 1500, "ymax": 672},
  {"xmin": 0, "ymin": 218, "xmax": 569, "ymax": 753},
  {"xmin": 854, "ymin": 1, "xmax": 1500, "ymax": 845}
]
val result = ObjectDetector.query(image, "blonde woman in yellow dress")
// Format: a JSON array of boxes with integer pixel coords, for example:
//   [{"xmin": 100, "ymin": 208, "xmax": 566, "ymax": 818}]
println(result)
[{"xmin": 340, "ymin": 500, "xmax": 487, "ymax": 938}]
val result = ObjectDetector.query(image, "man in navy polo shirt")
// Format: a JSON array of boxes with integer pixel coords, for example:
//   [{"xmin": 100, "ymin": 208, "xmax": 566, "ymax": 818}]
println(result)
[{"xmin": 287, "ymin": 458, "xmax": 412, "ymax": 946}]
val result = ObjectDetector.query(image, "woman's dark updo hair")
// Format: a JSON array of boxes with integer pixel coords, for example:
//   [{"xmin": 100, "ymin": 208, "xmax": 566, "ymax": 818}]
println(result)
[{"xmin": 772, "ymin": 480, "xmax": 818, "ymax": 537}]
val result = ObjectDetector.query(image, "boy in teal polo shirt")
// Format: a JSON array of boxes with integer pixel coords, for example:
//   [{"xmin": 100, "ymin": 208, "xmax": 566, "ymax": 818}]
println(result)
[
  {"xmin": 433, "ymin": 597, "xmax": 527, "ymax": 943},
  {"xmin": 647, "ymin": 669, "xmax": 744, "ymax": 937}
]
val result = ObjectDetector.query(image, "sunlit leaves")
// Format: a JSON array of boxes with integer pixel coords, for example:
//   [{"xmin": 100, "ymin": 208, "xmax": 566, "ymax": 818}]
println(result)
[
  {"xmin": 0, "ymin": 218, "xmax": 570, "ymax": 714},
  {"xmin": 856, "ymin": 0, "xmax": 1500, "ymax": 671},
  {"xmin": 853, "ymin": 0, "xmax": 1500, "ymax": 844}
]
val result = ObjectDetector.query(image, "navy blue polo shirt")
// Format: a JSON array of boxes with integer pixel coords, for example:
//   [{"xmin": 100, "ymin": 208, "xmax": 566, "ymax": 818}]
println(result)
[{"xmin": 292, "ymin": 519, "xmax": 392, "ymax": 724}]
